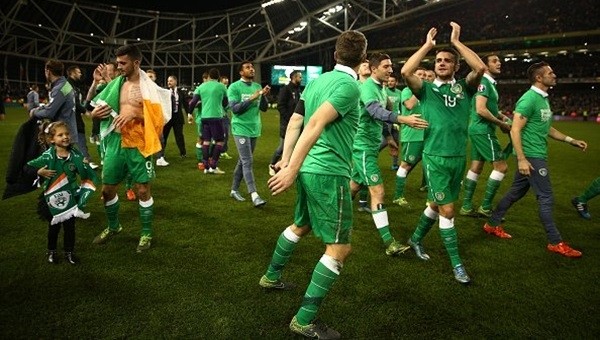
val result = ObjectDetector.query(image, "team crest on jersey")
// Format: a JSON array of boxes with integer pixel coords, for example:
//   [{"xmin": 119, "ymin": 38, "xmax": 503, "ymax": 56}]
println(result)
[
  {"xmin": 370, "ymin": 174, "xmax": 379, "ymax": 183},
  {"xmin": 450, "ymin": 83, "xmax": 463, "ymax": 94},
  {"xmin": 434, "ymin": 192, "xmax": 445, "ymax": 201},
  {"xmin": 239, "ymin": 137, "xmax": 246, "ymax": 145},
  {"xmin": 408, "ymin": 155, "xmax": 416, "ymax": 162},
  {"xmin": 477, "ymin": 84, "xmax": 486, "ymax": 93},
  {"xmin": 48, "ymin": 190, "xmax": 71, "ymax": 209},
  {"xmin": 538, "ymin": 168, "xmax": 548, "ymax": 177},
  {"xmin": 67, "ymin": 162, "xmax": 76, "ymax": 172},
  {"xmin": 451, "ymin": 84, "xmax": 464, "ymax": 99}
]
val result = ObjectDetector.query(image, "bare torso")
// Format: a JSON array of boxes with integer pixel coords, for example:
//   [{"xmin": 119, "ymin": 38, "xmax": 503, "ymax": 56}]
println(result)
[{"xmin": 119, "ymin": 80, "xmax": 143, "ymax": 122}]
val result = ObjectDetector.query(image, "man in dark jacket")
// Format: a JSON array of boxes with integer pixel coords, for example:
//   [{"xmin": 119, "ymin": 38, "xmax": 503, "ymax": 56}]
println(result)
[
  {"xmin": 30, "ymin": 59, "xmax": 77, "ymax": 145},
  {"xmin": 156, "ymin": 75, "xmax": 188, "ymax": 166},
  {"xmin": 67, "ymin": 65, "xmax": 97, "ymax": 168},
  {"xmin": 269, "ymin": 70, "xmax": 302, "ymax": 175}
]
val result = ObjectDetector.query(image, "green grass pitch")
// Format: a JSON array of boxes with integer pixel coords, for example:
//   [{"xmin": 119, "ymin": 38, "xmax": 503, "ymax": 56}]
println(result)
[{"xmin": 0, "ymin": 105, "xmax": 599, "ymax": 338}]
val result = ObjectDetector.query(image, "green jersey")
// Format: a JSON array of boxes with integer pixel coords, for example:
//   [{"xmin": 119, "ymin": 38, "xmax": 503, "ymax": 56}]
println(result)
[
  {"xmin": 227, "ymin": 79, "xmax": 263, "ymax": 137},
  {"xmin": 386, "ymin": 87, "xmax": 401, "ymax": 114},
  {"xmin": 469, "ymin": 73, "xmax": 500, "ymax": 135},
  {"xmin": 514, "ymin": 86, "xmax": 553, "ymax": 159},
  {"xmin": 353, "ymin": 77, "xmax": 387, "ymax": 151},
  {"xmin": 418, "ymin": 79, "xmax": 476, "ymax": 157},
  {"xmin": 400, "ymin": 87, "xmax": 425, "ymax": 142},
  {"xmin": 300, "ymin": 65, "xmax": 360, "ymax": 178},
  {"xmin": 194, "ymin": 80, "xmax": 227, "ymax": 119}
]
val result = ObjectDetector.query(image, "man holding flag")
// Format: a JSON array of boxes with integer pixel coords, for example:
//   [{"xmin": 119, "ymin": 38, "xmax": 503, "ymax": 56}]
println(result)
[{"xmin": 90, "ymin": 45, "xmax": 171, "ymax": 252}]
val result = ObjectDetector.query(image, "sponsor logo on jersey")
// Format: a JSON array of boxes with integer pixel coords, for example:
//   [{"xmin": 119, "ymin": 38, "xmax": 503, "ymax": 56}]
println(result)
[
  {"xmin": 408, "ymin": 155, "xmax": 416, "ymax": 162},
  {"xmin": 540, "ymin": 108, "xmax": 552, "ymax": 122}
]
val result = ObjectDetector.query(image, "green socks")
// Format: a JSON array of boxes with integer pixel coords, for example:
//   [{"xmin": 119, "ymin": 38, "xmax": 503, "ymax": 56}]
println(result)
[
  {"xmin": 358, "ymin": 187, "xmax": 369, "ymax": 205},
  {"xmin": 461, "ymin": 176, "xmax": 478, "ymax": 210},
  {"xmin": 481, "ymin": 170, "xmax": 505, "ymax": 210},
  {"xmin": 372, "ymin": 209, "xmax": 393, "ymax": 245},
  {"xmin": 295, "ymin": 255, "xmax": 341, "ymax": 326},
  {"xmin": 195, "ymin": 143, "xmax": 203, "ymax": 162},
  {"xmin": 579, "ymin": 177, "xmax": 600, "ymax": 203},
  {"xmin": 439, "ymin": 217, "xmax": 462, "ymax": 268},
  {"xmin": 104, "ymin": 195, "xmax": 120, "ymax": 231},
  {"xmin": 411, "ymin": 208, "xmax": 437, "ymax": 243},
  {"xmin": 394, "ymin": 167, "xmax": 408, "ymax": 199},
  {"xmin": 139, "ymin": 197, "xmax": 154, "ymax": 237},
  {"xmin": 265, "ymin": 227, "xmax": 300, "ymax": 281}
]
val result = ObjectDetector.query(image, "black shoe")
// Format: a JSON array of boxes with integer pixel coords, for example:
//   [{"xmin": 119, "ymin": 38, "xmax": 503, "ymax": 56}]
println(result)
[
  {"xmin": 47, "ymin": 250, "xmax": 59, "ymax": 264},
  {"xmin": 64, "ymin": 252, "xmax": 78, "ymax": 265}
]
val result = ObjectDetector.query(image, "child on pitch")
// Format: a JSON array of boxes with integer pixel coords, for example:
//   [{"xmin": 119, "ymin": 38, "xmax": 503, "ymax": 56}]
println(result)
[{"xmin": 28, "ymin": 121, "xmax": 98, "ymax": 264}]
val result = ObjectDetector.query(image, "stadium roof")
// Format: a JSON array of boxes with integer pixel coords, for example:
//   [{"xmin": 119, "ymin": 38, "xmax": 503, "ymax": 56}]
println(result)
[
  {"xmin": 1, "ymin": 0, "xmax": 467, "ymax": 70},
  {"xmin": 93, "ymin": 0, "xmax": 264, "ymax": 14}
]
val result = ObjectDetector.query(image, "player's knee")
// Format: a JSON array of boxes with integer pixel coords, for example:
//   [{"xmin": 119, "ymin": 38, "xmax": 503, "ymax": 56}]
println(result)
[
  {"xmin": 326, "ymin": 244, "xmax": 352, "ymax": 262},
  {"xmin": 437, "ymin": 205, "xmax": 455, "ymax": 219},
  {"xmin": 493, "ymin": 161, "xmax": 508, "ymax": 173},
  {"xmin": 401, "ymin": 163, "xmax": 412, "ymax": 171},
  {"xmin": 136, "ymin": 186, "xmax": 150, "ymax": 200},
  {"xmin": 290, "ymin": 224, "xmax": 310, "ymax": 237}
]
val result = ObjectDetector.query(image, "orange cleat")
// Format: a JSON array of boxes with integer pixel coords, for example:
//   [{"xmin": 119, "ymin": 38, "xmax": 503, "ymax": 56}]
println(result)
[
  {"xmin": 197, "ymin": 162, "xmax": 205, "ymax": 171},
  {"xmin": 483, "ymin": 223, "xmax": 512, "ymax": 239},
  {"xmin": 547, "ymin": 242, "xmax": 582, "ymax": 258},
  {"xmin": 126, "ymin": 189, "xmax": 136, "ymax": 201}
]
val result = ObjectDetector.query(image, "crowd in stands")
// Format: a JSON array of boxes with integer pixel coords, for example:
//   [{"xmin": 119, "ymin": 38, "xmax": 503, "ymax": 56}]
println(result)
[{"xmin": 371, "ymin": 0, "xmax": 599, "ymax": 48}]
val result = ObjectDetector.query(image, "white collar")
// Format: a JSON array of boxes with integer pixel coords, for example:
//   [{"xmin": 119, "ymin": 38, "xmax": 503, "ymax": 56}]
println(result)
[
  {"xmin": 483, "ymin": 73, "xmax": 497, "ymax": 85},
  {"xmin": 369, "ymin": 77, "xmax": 384, "ymax": 86},
  {"xmin": 334, "ymin": 64, "xmax": 358, "ymax": 80},
  {"xmin": 433, "ymin": 78, "xmax": 456, "ymax": 87},
  {"xmin": 530, "ymin": 85, "xmax": 548, "ymax": 98}
]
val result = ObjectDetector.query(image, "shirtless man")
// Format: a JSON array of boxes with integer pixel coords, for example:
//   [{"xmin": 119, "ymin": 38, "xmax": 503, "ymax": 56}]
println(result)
[{"xmin": 90, "ymin": 45, "xmax": 158, "ymax": 252}]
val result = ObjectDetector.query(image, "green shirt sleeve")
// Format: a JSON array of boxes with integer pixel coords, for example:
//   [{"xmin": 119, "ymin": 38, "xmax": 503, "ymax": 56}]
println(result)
[{"xmin": 328, "ymin": 81, "xmax": 360, "ymax": 117}]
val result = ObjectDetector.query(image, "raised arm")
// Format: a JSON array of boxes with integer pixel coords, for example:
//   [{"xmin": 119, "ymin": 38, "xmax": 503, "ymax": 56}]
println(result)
[
  {"xmin": 401, "ymin": 27, "xmax": 437, "ymax": 95},
  {"xmin": 449, "ymin": 22, "xmax": 486, "ymax": 88}
]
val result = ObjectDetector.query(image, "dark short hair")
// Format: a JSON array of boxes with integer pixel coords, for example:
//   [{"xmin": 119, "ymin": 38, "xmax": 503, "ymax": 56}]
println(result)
[
  {"xmin": 45, "ymin": 59, "xmax": 64, "ymax": 77},
  {"xmin": 482, "ymin": 53, "xmax": 499, "ymax": 65},
  {"xmin": 168, "ymin": 75, "xmax": 178, "ymax": 81},
  {"xmin": 435, "ymin": 48, "xmax": 460, "ymax": 64},
  {"xmin": 527, "ymin": 61, "xmax": 550, "ymax": 84},
  {"xmin": 238, "ymin": 60, "xmax": 253, "ymax": 73},
  {"xmin": 368, "ymin": 52, "xmax": 391, "ymax": 69},
  {"xmin": 289, "ymin": 70, "xmax": 302, "ymax": 79},
  {"xmin": 115, "ymin": 45, "xmax": 142, "ymax": 61},
  {"xmin": 66, "ymin": 65, "xmax": 80, "ymax": 76},
  {"xmin": 335, "ymin": 30, "xmax": 367, "ymax": 68},
  {"xmin": 208, "ymin": 68, "xmax": 220, "ymax": 80}
]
